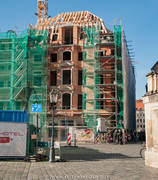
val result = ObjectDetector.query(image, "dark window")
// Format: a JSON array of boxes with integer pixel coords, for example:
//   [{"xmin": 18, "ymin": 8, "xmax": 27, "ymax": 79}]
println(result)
[
  {"xmin": 111, "ymin": 49, "xmax": 115, "ymax": 56},
  {"xmin": 78, "ymin": 94, "xmax": 82, "ymax": 110},
  {"xmin": 51, "ymin": 53, "xmax": 57, "ymax": 62},
  {"xmin": 100, "ymin": 75, "xmax": 104, "ymax": 84},
  {"xmin": 78, "ymin": 70, "xmax": 82, "ymax": 85},
  {"xmin": 34, "ymin": 55, "xmax": 42, "ymax": 62},
  {"xmin": 64, "ymin": 27, "xmax": 73, "ymax": 44},
  {"xmin": 61, "ymin": 120, "xmax": 66, "ymax": 126},
  {"xmin": 52, "ymin": 34, "xmax": 58, "ymax": 41},
  {"xmin": 99, "ymin": 51, "xmax": 103, "ymax": 57},
  {"xmin": 63, "ymin": 51, "xmax": 71, "ymax": 61},
  {"xmin": 49, "ymin": 122, "xmax": 58, "ymax": 126},
  {"xmin": 68, "ymin": 120, "xmax": 74, "ymax": 126},
  {"xmin": 48, "ymin": 128, "xmax": 58, "ymax": 138},
  {"xmin": 100, "ymin": 94, "xmax": 104, "ymax": 109},
  {"xmin": 50, "ymin": 71, "xmax": 57, "ymax": 86},
  {"xmin": 78, "ymin": 52, "xmax": 83, "ymax": 61},
  {"xmin": 62, "ymin": 93, "xmax": 71, "ymax": 109},
  {"xmin": 62, "ymin": 70, "xmax": 71, "ymax": 85},
  {"xmin": 77, "ymin": 123, "xmax": 82, "ymax": 126}
]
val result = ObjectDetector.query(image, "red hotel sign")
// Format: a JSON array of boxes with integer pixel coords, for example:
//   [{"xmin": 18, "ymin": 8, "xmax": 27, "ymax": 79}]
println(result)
[
  {"xmin": 0, "ymin": 137, "xmax": 10, "ymax": 143},
  {"xmin": 0, "ymin": 132, "xmax": 24, "ymax": 136}
]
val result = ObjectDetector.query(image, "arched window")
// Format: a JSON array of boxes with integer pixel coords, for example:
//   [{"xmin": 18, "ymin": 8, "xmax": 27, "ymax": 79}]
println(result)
[
  {"xmin": 63, "ymin": 51, "xmax": 71, "ymax": 61},
  {"xmin": 62, "ymin": 93, "xmax": 71, "ymax": 109}
]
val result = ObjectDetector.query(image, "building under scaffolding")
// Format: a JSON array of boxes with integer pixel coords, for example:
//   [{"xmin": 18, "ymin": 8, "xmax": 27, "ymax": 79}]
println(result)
[{"xmin": 0, "ymin": 3, "xmax": 136, "ymax": 146}]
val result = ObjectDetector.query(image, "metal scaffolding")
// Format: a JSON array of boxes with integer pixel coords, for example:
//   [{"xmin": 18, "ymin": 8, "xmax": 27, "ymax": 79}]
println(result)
[{"xmin": 82, "ymin": 25, "xmax": 124, "ymax": 132}]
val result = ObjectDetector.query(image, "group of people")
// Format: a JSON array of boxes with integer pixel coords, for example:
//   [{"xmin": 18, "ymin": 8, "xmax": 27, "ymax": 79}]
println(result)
[{"xmin": 95, "ymin": 129, "xmax": 145, "ymax": 144}]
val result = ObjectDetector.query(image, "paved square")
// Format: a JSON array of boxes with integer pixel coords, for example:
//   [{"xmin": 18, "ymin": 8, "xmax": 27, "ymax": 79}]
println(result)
[{"xmin": 0, "ymin": 144, "xmax": 158, "ymax": 180}]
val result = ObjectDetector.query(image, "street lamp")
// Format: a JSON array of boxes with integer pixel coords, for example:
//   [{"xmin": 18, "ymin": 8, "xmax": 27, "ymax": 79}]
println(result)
[{"xmin": 49, "ymin": 89, "xmax": 58, "ymax": 162}]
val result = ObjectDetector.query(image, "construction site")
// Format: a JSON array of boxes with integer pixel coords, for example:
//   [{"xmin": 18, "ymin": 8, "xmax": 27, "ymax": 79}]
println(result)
[{"xmin": 0, "ymin": 0, "xmax": 136, "ymax": 151}]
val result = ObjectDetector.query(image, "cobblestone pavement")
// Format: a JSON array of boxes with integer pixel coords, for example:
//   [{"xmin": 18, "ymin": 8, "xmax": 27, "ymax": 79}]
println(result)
[{"xmin": 0, "ymin": 143, "xmax": 158, "ymax": 180}]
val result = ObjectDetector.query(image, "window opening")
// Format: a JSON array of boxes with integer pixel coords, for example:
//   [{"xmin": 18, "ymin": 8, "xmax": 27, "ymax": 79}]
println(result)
[
  {"xmin": 50, "ymin": 71, "xmax": 57, "ymax": 86},
  {"xmin": 51, "ymin": 53, "xmax": 57, "ymax": 62},
  {"xmin": 78, "ymin": 52, "xmax": 83, "ymax": 61},
  {"xmin": 68, "ymin": 120, "xmax": 74, "ymax": 126},
  {"xmin": 62, "ymin": 70, "xmax": 71, "ymax": 85},
  {"xmin": 62, "ymin": 93, "xmax": 71, "ymax": 109},
  {"xmin": 52, "ymin": 34, "xmax": 58, "ymax": 41},
  {"xmin": 63, "ymin": 51, "xmax": 71, "ymax": 61},
  {"xmin": 100, "ymin": 94, "xmax": 104, "ymax": 109},
  {"xmin": 100, "ymin": 75, "xmax": 104, "ymax": 84},
  {"xmin": 99, "ymin": 51, "xmax": 103, "ymax": 57},
  {"xmin": 78, "ymin": 94, "xmax": 82, "ymax": 110},
  {"xmin": 64, "ymin": 27, "xmax": 73, "ymax": 44},
  {"xmin": 111, "ymin": 49, "xmax": 115, "ymax": 56},
  {"xmin": 78, "ymin": 70, "xmax": 83, "ymax": 85}
]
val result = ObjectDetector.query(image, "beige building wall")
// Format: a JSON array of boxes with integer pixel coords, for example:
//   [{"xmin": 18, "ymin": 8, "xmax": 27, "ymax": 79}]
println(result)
[{"xmin": 143, "ymin": 74, "xmax": 158, "ymax": 168}]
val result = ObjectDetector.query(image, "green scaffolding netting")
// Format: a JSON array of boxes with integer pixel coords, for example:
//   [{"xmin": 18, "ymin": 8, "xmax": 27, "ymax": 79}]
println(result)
[
  {"xmin": 114, "ymin": 25, "xmax": 124, "ymax": 128},
  {"xmin": 0, "ymin": 29, "xmax": 48, "ymax": 153},
  {"xmin": 82, "ymin": 26, "xmax": 100, "ymax": 129}
]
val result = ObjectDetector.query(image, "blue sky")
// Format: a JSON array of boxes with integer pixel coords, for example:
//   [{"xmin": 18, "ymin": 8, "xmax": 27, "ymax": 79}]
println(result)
[{"xmin": 0, "ymin": 0, "xmax": 158, "ymax": 99}]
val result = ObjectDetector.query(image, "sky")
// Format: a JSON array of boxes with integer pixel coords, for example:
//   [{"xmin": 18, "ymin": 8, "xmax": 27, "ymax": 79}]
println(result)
[{"xmin": 0, "ymin": 0, "xmax": 158, "ymax": 99}]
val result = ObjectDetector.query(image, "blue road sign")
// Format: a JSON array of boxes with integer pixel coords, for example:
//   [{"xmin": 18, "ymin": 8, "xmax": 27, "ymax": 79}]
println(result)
[{"xmin": 31, "ymin": 104, "xmax": 41, "ymax": 113}]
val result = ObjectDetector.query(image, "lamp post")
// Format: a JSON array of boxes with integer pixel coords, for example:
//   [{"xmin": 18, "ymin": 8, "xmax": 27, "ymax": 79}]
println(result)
[{"xmin": 49, "ymin": 89, "xmax": 58, "ymax": 162}]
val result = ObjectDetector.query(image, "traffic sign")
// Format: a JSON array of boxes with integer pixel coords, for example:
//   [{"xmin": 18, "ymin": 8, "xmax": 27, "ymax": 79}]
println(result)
[{"xmin": 31, "ymin": 104, "xmax": 41, "ymax": 113}]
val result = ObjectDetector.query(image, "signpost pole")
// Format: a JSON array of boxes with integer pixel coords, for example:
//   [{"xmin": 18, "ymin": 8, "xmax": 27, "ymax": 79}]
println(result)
[
  {"xmin": 31, "ymin": 104, "xmax": 41, "ymax": 154},
  {"xmin": 36, "ymin": 113, "xmax": 38, "ymax": 154}
]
